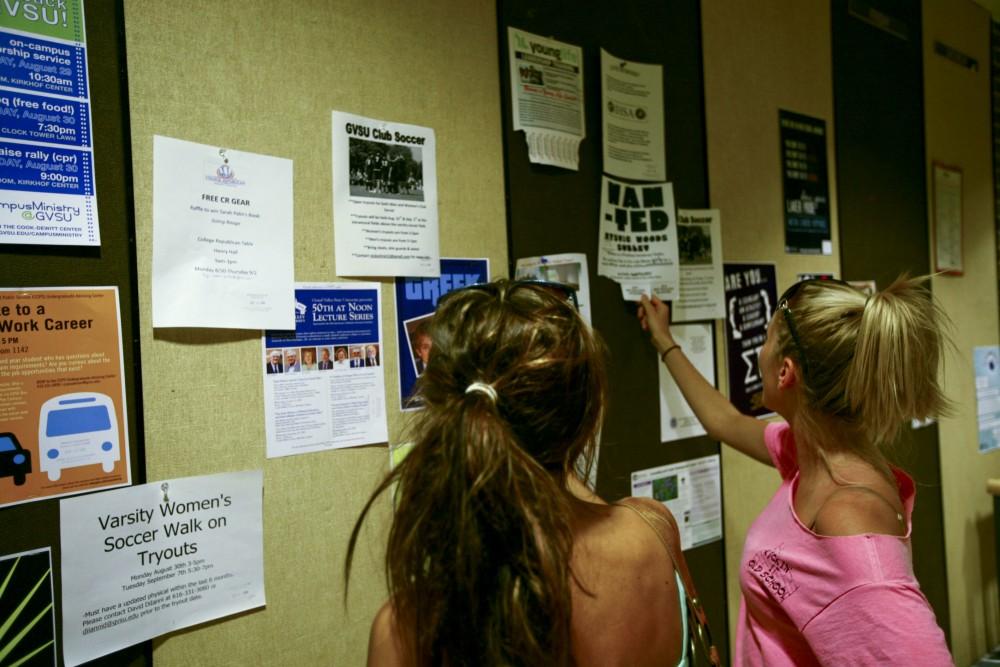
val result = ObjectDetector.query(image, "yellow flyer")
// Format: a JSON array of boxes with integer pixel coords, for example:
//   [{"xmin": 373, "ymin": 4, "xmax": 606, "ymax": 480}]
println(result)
[{"xmin": 0, "ymin": 287, "xmax": 130, "ymax": 507}]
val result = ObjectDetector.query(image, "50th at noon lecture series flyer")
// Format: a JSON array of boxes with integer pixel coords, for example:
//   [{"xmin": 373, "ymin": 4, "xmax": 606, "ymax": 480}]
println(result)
[{"xmin": 0, "ymin": 287, "xmax": 130, "ymax": 508}]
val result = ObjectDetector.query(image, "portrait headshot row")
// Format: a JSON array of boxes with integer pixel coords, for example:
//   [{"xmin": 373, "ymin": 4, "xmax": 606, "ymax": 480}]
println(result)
[{"xmin": 264, "ymin": 343, "xmax": 380, "ymax": 373}]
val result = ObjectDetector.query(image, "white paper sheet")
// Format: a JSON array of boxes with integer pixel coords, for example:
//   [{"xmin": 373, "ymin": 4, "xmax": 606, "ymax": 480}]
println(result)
[
  {"xmin": 597, "ymin": 177, "xmax": 679, "ymax": 301},
  {"xmin": 600, "ymin": 48, "xmax": 665, "ymax": 181},
  {"xmin": 332, "ymin": 111, "xmax": 439, "ymax": 277},
  {"xmin": 514, "ymin": 252, "xmax": 592, "ymax": 326},
  {"xmin": 60, "ymin": 470, "xmax": 265, "ymax": 666},
  {"xmin": 673, "ymin": 209, "xmax": 725, "ymax": 322},
  {"xmin": 262, "ymin": 283, "xmax": 387, "ymax": 457},
  {"xmin": 659, "ymin": 323, "xmax": 715, "ymax": 442},
  {"xmin": 631, "ymin": 455, "xmax": 722, "ymax": 551},
  {"xmin": 508, "ymin": 28, "xmax": 585, "ymax": 171},
  {"xmin": 152, "ymin": 136, "xmax": 294, "ymax": 329},
  {"xmin": 976, "ymin": 346, "xmax": 1000, "ymax": 453}
]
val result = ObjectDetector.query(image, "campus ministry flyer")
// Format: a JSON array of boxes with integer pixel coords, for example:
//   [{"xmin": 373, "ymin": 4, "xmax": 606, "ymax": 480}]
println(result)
[
  {"xmin": 631, "ymin": 455, "xmax": 722, "ymax": 551},
  {"xmin": 262, "ymin": 283, "xmax": 387, "ymax": 457},
  {"xmin": 600, "ymin": 48, "xmax": 665, "ymax": 182},
  {"xmin": 152, "ymin": 136, "xmax": 294, "ymax": 329},
  {"xmin": 0, "ymin": 0, "xmax": 100, "ymax": 246},
  {"xmin": 332, "ymin": 110, "xmax": 439, "ymax": 277},
  {"xmin": 60, "ymin": 470, "xmax": 265, "ymax": 667},
  {"xmin": 394, "ymin": 258, "xmax": 489, "ymax": 410},
  {"xmin": 0, "ymin": 287, "xmax": 130, "ymax": 508}
]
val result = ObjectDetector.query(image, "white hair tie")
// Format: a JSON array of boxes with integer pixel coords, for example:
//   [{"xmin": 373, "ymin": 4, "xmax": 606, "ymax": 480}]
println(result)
[{"xmin": 465, "ymin": 381, "xmax": 498, "ymax": 403}]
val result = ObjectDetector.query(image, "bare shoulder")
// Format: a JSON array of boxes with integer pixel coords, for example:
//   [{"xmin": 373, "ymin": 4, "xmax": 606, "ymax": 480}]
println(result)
[
  {"xmin": 813, "ymin": 486, "xmax": 905, "ymax": 537},
  {"xmin": 367, "ymin": 601, "xmax": 411, "ymax": 667}
]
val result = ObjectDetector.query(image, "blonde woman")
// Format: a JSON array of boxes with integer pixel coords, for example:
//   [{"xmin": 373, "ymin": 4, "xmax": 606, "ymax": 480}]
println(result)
[
  {"xmin": 349, "ymin": 280, "xmax": 696, "ymax": 666},
  {"xmin": 639, "ymin": 276, "xmax": 953, "ymax": 666}
]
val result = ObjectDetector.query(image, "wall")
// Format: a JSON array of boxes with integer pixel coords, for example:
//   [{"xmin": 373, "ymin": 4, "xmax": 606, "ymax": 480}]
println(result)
[
  {"xmin": 122, "ymin": 1, "xmax": 507, "ymax": 664},
  {"xmin": 700, "ymin": 0, "xmax": 840, "ymax": 647},
  {"xmin": 924, "ymin": 0, "xmax": 1000, "ymax": 662}
]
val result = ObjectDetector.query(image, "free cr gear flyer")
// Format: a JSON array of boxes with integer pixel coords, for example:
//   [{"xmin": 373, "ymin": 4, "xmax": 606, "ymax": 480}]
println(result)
[{"xmin": 0, "ymin": 287, "xmax": 131, "ymax": 508}]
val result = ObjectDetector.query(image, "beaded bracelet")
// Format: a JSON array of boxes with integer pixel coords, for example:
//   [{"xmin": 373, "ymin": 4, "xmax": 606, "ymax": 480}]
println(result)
[{"xmin": 660, "ymin": 344, "xmax": 681, "ymax": 363}]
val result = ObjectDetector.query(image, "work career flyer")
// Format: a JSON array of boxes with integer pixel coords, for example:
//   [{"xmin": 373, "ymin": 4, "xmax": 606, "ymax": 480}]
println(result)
[
  {"xmin": 0, "ymin": 287, "xmax": 131, "ymax": 508},
  {"xmin": 0, "ymin": 0, "xmax": 101, "ymax": 246}
]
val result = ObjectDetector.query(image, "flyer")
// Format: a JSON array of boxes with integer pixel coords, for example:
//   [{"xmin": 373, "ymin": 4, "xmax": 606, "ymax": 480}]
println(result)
[
  {"xmin": 723, "ymin": 263, "xmax": 777, "ymax": 417},
  {"xmin": 673, "ymin": 209, "xmax": 725, "ymax": 323},
  {"xmin": 598, "ymin": 176, "xmax": 679, "ymax": 301},
  {"xmin": 0, "ymin": 287, "xmax": 130, "ymax": 508},
  {"xmin": 975, "ymin": 345, "xmax": 1000, "ymax": 453},
  {"xmin": 659, "ymin": 323, "xmax": 715, "ymax": 443},
  {"xmin": 263, "ymin": 283, "xmax": 387, "ymax": 456},
  {"xmin": 779, "ymin": 110, "xmax": 830, "ymax": 255},
  {"xmin": 630, "ymin": 455, "xmax": 722, "ymax": 551},
  {"xmin": 0, "ymin": 0, "xmax": 100, "ymax": 246},
  {"xmin": 332, "ymin": 110, "xmax": 439, "ymax": 277},
  {"xmin": 60, "ymin": 470, "xmax": 265, "ymax": 667},
  {"xmin": 0, "ymin": 547, "xmax": 57, "ymax": 665},
  {"xmin": 152, "ymin": 136, "xmax": 294, "ymax": 330},
  {"xmin": 394, "ymin": 259, "xmax": 489, "ymax": 411},
  {"xmin": 514, "ymin": 253, "xmax": 592, "ymax": 326},
  {"xmin": 600, "ymin": 48, "xmax": 665, "ymax": 181},
  {"xmin": 507, "ymin": 27, "xmax": 585, "ymax": 171}
]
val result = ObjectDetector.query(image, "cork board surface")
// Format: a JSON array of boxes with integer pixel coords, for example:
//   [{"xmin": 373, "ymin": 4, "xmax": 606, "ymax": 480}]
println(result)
[{"xmin": 123, "ymin": 1, "xmax": 507, "ymax": 663}]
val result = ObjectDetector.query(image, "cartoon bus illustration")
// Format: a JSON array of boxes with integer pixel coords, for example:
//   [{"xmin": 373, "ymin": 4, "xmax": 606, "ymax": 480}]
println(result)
[{"xmin": 38, "ymin": 392, "xmax": 120, "ymax": 481}]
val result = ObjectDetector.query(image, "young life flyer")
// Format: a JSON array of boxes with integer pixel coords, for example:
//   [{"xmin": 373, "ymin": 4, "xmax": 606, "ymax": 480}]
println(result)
[{"xmin": 262, "ymin": 283, "xmax": 387, "ymax": 457}]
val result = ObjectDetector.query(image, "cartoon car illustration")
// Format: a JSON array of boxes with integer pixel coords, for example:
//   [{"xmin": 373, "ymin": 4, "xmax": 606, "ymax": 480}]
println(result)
[
  {"xmin": 38, "ymin": 392, "xmax": 120, "ymax": 481},
  {"xmin": 0, "ymin": 432, "xmax": 31, "ymax": 486}
]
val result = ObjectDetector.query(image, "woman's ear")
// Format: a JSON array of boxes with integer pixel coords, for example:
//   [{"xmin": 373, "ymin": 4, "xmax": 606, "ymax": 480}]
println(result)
[{"xmin": 777, "ymin": 357, "xmax": 799, "ymax": 389}]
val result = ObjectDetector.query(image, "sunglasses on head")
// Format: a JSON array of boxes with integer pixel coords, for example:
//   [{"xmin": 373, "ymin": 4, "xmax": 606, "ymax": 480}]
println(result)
[
  {"xmin": 447, "ymin": 279, "xmax": 580, "ymax": 310},
  {"xmin": 776, "ymin": 278, "xmax": 855, "ymax": 380}
]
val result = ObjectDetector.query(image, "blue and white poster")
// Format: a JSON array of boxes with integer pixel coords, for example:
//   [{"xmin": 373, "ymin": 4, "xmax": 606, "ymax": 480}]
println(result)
[
  {"xmin": 0, "ymin": 0, "xmax": 100, "ymax": 246},
  {"xmin": 262, "ymin": 283, "xmax": 386, "ymax": 458},
  {"xmin": 975, "ymin": 345, "xmax": 1000, "ymax": 454},
  {"xmin": 394, "ymin": 258, "xmax": 489, "ymax": 410}
]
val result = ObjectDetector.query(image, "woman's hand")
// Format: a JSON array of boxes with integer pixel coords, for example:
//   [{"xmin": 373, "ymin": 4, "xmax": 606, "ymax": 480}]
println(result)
[{"xmin": 638, "ymin": 294, "xmax": 675, "ymax": 355}]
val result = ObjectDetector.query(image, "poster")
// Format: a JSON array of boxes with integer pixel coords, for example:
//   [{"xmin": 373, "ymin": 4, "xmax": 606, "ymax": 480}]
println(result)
[
  {"xmin": 332, "ymin": 110, "xmax": 439, "ymax": 277},
  {"xmin": 152, "ymin": 136, "xmax": 294, "ymax": 330},
  {"xmin": 60, "ymin": 470, "xmax": 265, "ymax": 667},
  {"xmin": 507, "ymin": 27, "xmax": 585, "ymax": 170},
  {"xmin": 394, "ymin": 259, "xmax": 489, "ymax": 410},
  {"xmin": 631, "ymin": 455, "xmax": 722, "ymax": 551},
  {"xmin": 0, "ymin": 0, "xmax": 99, "ymax": 246},
  {"xmin": 514, "ymin": 253, "xmax": 592, "ymax": 326},
  {"xmin": 723, "ymin": 263, "xmax": 777, "ymax": 417},
  {"xmin": 263, "ymin": 283, "xmax": 387, "ymax": 457},
  {"xmin": 779, "ymin": 110, "xmax": 830, "ymax": 255},
  {"xmin": 0, "ymin": 287, "xmax": 130, "ymax": 508},
  {"xmin": 673, "ymin": 209, "xmax": 725, "ymax": 323},
  {"xmin": 975, "ymin": 346, "xmax": 1000, "ymax": 453},
  {"xmin": 0, "ymin": 548, "xmax": 57, "ymax": 666},
  {"xmin": 932, "ymin": 163, "xmax": 963, "ymax": 274},
  {"xmin": 659, "ymin": 323, "xmax": 715, "ymax": 443},
  {"xmin": 600, "ymin": 48, "xmax": 665, "ymax": 181},
  {"xmin": 598, "ymin": 176, "xmax": 679, "ymax": 301}
]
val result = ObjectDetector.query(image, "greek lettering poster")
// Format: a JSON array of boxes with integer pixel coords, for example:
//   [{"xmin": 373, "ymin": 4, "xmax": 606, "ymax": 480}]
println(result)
[
  {"xmin": 394, "ymin": 259, "xmax": 489, "ymax": 411},
  {"xmin": 262, "ymin": 283, "xmax": 387, "ymax": 457},
  {"xmin": 659, "ymin": 323, "xmax": 715, "ymax": 443},
  {"xmin": 0, "ymin": 287, "xmax": 130, "ymax": 509},
  {"xmin": 779, "ymin": 110, "xmax": 830, "ymax": 255},
  {"xmin": 631, "ymin": 455, "xmax": 722, "ymax": 551},
  {"xmin": 507, "ymin": 27, "xmax": 585, "ymax": 170},
  {"xmin": 600, "ymin": 48, "xmax": 665, "ymax": 182},
  {"xmin": 597, "ymin": 176, "xmax": 679, "ymax": 301},
  {"xmin": 0, "ymin": 0, "xmax": 99, "ymax": 246},
  {"xmin": 332, "ymin": 110, "xmax": 439, "ymax": 277},
  {"xmin": 60, "ymin": 470, "xmax": 265, "ymax": 667},
  {"xmin": 0, "ymin": 547, "xmax": 57, "ymax": 666},
  {"xmin": 723, "ymin": 263, "xmax": 777, "ymax": 417},
  {"xmin": 152, "ymin": 135, "xmax": 294, "ymax": 330},
  {"xmin": 673, "ymin": 209, "xmax": 725, "ymax": 323}
]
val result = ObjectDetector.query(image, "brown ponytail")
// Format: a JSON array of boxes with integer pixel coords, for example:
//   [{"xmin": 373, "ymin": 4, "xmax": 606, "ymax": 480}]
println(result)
[{"xmin": 346, "ymin": 280, "xmax": 607, "ymax": 665}]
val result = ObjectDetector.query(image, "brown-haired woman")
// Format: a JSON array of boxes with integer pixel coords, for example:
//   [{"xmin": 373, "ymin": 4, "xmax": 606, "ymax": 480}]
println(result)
[
  {"xmin": 639, "ymin": 276, "xmax": 954, "ymax": 665},
  {"xmin": 348, "ymin": 279, "xmax": 691, "ymax": 666}
]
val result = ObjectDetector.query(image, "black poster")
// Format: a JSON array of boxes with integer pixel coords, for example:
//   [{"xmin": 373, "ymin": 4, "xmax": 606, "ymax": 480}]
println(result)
[
  {"xmin": 723, "ymin": 263, "xmax": 777, "ymax": 417},
  {"xmin": 779, "ymin": 110, "xmax": 830, "ymax": 254}
]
